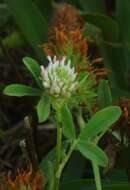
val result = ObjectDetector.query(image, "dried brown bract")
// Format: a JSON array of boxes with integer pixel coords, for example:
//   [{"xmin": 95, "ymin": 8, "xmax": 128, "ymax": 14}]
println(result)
[
  {"xmin": 43, "ymin": 3, "xmax": 88, "ymax": 63},
  {"xmin": 49, "ymin": 3, "xmax": 83, "ymax": 40},
  {"xmin": 0, "ymin": 167, "xmax": 44, "ymax": 190},
  {"xmin": 42, "ymin": 3, "xmax": 108, "ymax": 84}
]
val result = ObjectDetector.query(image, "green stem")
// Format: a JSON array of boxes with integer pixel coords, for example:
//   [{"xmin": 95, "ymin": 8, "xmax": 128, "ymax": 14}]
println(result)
[
  {"xmin": 56, "ymin": 141, "xmax": 76, "ymax": 179},
  {"xmin": 92, "ymin": 161, "xmax": 102, "ymax": 190},
  {"xmin": 54, "ymin": 113, "xmax": 62, "ymax": 190},
  {"xmin": 55, "ymin": 126, "xmax": 62, "ymax": 170}
]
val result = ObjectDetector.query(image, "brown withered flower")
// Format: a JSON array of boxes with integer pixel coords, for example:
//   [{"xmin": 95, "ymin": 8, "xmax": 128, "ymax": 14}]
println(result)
[
  {"xmin": 32, "ymin": 171, "xmax": 44, "ymax": 190},
  {"xmin": 48, "ymin": 3, "xmax": 83, "ymax": 40},
  {"xmin": 0, "ymin": 167, "xmax": 44, "ymax": 190},
  {"xmin": 43, "ymin": 3, "xmax": 88, "ymax": 67},
  {"xmin": 113, "ymin": 97, "xmax": 130, "ymax": 141},
  {"xmin": 42, "ymin": 3, "xmax": 108, "ymax": 84},
  {"xmin": 88, "ymin": 58, "xmax": 110, "ymax": 83}
]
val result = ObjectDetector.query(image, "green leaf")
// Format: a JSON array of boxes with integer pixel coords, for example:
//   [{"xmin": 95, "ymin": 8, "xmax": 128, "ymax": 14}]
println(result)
[
  {"xmin": 5, "ymin": 0, "xmax": 48, "ymax": 60},
  {"xmin": 61, "ymin": 104, "xmax": 76, "ymax": 140},
  {"xmin": 79, "ymin": 0, "xmax": 106, "ymax": 14},
  {"xmin": 40, "ymin": 148, "xmax": 56, "ymax": 172},
  {"xmin": 79, "ymin": 106, "xmax": 122, "ymax": 141},
  {"xmin": 98, "ymin": 80, "xmax": 112, "ymax": 108},
  {"xmin": 60, "ymin": 179, "xmax": 96, "ymax": 190},
  {"xmin": 36, "ymin": 0, "xmax": 53, "ymax": 21},
  {"xmin": 116, "ymin": 0, "xmax": 130, "ymax": 42},
  {"xmin": 0, "ymin": 3, "xmax": 10, "ymax": 27},
  {"xmin": 3, "ymin": 84, "xmax": 41, "ymax": 96},
  {"xmin": 97, "ymin": 36, "xmax": 127, "ymax": 89},
  {"xmin": 84, "ymin": 22, "xmax": 125, "ymax": 90},
  {"xmin": 84, "ymin": 22, "xmax": 101, "ymax": 41},
  {"xmin": 81, "ymin": 12, "xmax": 119, "ymax": 42},
  {"xmin": 62, "ymin": 152, "xmax": 86, "ymax": 181},
  {"xmin": 23, "ymin": 57, "xmax": 42, "ymax": 88},
  {"xmin": 2, "ymin": 31, "xmax": 26, "ymax": 50},
  {"xmin": 61, "ymin": 179, "xmax": 130, "ymax": 190},
  {"xmin": 116, "ymin": 0, "xmax": 130, "ymax": 85},
  {"xmin": 36, "ymin": 95, "xmax": 50, "ymax": 123},
  {"xmin": 40, "ymin": 141, "xmax": 68, "ymax": 172},
  {"xmin": 45, "ymin": 161, "xmax": 55, "ymax": 190},
  {"xmin": 76, "ymin": 141, "xmax": 108, "ymax": 167},
  {"xmin": 106, "ymin": 169, "xmax": 128, "ymax": 182}
]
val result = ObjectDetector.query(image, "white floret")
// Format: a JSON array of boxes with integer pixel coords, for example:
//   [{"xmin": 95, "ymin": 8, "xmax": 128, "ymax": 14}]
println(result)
[{"xmin": 41, "ymin": 56, "xmax": 78, "ymax": 97}]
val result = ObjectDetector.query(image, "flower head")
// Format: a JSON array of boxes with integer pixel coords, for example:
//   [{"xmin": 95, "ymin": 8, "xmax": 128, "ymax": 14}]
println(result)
[
  {"xmin": 3, "ymin": 168, "xmax": 44, "ymax": 190},
  {"xmin": 41, "ymin": 56, "xmax": 78, "ymax": 98}
]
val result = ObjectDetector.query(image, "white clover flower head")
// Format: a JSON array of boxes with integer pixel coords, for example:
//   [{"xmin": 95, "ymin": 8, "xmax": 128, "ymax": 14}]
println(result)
[{"xmin": 41, "ymin": 56, "xmax": 78, "ymax": 97}]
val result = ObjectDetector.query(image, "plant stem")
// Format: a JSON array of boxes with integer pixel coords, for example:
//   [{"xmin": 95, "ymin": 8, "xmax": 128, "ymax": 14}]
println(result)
[
  {"xmin": 56, "ymin": 141, "xmax": 76, "ymax": 179},
  {"xmin": 92, "ymin": 161, "xmax": 102, "ymax": 190},
  {"xmin": 55, "ymin": 113, "xmax": 62, "ymax": 190},
  {"xmin": 56, "ymin": 126, "xmax": 62, "ymax": 170}
]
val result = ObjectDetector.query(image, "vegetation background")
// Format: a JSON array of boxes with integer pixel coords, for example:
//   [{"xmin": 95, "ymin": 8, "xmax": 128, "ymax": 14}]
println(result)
[{"xmin": 1, "ymin": 0, "xmax": 130, "ymax": 190}]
